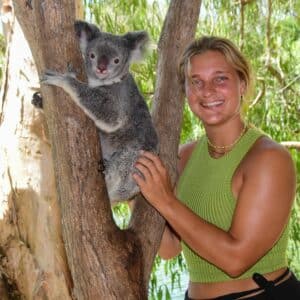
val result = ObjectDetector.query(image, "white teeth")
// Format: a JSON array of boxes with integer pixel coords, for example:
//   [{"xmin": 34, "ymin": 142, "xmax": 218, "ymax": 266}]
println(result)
[{"xmin": 202, "ymin": 101, "xmax": 223, "ymax": 107}]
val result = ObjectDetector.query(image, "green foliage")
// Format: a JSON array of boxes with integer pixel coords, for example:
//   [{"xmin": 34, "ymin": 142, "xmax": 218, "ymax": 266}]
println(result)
[
  {"xmin": 149, "ymin": 254, "xmax": 187, "ymax": 300},
  {"xmin": 85, "ymin": 0, "xmax": 300, "ymax": 298},
  {"xmin": 112, "ymin": 202, "xmax": 131, "ymax": 229}
]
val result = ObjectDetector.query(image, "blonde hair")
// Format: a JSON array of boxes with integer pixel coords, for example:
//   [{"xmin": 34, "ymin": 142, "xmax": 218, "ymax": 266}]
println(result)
[{"xmin": 178, "ymin": 36, "xmax": 253, "ymax": 101}]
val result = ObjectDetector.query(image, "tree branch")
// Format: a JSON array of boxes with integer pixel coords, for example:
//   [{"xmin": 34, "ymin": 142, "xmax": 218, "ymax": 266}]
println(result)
[
  {"xmin": 281, "ymin": 141, "xmax": 300, "ymax": 151},
  {"xmin": 250, "ymin": 78, "xmax": 265, "ymax": 108},
  {"xmin": 130, "ymin": 0, "xmax": 201, "ymax": 287},
  {"xmin": 239, "ymin": 0, "xmax": 245, "ymax": 50}
]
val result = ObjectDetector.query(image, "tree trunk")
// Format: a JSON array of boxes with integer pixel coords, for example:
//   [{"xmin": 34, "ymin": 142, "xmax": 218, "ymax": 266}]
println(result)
[
  {"xmin": 130, "ymin": 0, "xmax": 201, "ymax": 288},
  {"xmin": 0, "ymin": 1, "xmax": 72, "ymax": 299},
  {"xmin": 1, "ymin": 0, "xmax": 201, "ymax": 298}
]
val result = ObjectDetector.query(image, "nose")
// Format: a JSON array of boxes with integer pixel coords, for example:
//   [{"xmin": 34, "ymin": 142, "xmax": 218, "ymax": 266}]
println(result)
[
  {"xmin": 98, "ymin": 55, "xmax": 109, "ymax": 72},
  {"xmin": 202, "ymin": 81, "xmax": 215, "ymax": 97}
]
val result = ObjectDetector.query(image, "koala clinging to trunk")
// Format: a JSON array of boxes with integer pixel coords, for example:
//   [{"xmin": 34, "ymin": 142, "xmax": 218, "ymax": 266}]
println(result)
[{"xmin": 41, "ymin": 20, "xmax": 159, "ymax": 203}]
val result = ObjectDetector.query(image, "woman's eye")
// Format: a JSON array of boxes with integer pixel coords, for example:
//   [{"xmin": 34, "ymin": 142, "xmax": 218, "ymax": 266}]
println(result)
[
  {"xmin": 215, "ymin": 76, "xmax": 227, "ymax": 83},
  {"xmin": 192, "ymin": 79, "xmax": 202, "ymax": 87},
  {"xmin": 89, "ymin": 53, "xmax": 96, "ymax": 59}
]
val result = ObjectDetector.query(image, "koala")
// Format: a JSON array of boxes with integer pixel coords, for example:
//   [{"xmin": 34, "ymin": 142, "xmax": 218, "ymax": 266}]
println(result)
[{"xmin": 41, "ymin": 20, "xmax": 159, "ymax": 203}]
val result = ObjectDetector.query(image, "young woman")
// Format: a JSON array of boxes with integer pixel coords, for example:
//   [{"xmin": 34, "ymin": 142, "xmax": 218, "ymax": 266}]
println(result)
[{"xmin": 132, "ymin": 36, "xmax": 300, "ymax": 299}]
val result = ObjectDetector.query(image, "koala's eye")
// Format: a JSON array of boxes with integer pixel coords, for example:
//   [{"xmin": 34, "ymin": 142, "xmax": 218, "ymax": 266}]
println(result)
[
  {"xmin": 114, "ymin": 58, "xmax": 120, "ymax": 64},
  {"xmin": 89, "ymin": 53, "xmax": 96, "ymax": 59}
]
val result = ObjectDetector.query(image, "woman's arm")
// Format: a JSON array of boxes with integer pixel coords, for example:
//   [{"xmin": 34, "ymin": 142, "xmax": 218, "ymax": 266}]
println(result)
[
  {"xmin": 158, "ymin": 224, "xmax": 181, "ymax": 259},
  {"xmin": 133, "ymin": 138, "xmax": 296, "ymax": 276}
]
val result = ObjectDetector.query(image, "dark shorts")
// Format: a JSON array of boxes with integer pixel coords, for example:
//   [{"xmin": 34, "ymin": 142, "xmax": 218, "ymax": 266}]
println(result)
[{"xmin": 184, "ymin": 269, "xmax": 300, "ymax": 300}]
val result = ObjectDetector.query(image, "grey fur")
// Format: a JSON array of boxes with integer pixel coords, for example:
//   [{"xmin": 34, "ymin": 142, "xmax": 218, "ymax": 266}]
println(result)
[{"xmin": 41, "ymin": 20, "xmax": 158, "ymax": 203}]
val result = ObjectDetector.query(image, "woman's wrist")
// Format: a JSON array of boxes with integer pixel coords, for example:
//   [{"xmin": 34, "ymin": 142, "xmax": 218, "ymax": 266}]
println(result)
[{"xmin": 157, "ymin": 193, "xmax": 179, "ymax": 219}]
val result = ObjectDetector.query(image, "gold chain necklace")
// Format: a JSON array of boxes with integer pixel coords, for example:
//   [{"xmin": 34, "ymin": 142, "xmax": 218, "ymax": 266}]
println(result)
[{"xmin": 207, "ymin": 124, "xmax": 248, "ymax": 151}]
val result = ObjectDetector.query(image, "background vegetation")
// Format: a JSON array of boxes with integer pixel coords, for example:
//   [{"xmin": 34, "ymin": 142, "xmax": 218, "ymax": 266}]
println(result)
[
  {"xmin": 1, "ymin": 0, "xmax": 298, "ymax": 299},
  {"xmin": 85, "ymin": 1, "xmax": 300, "ymax": 299}
]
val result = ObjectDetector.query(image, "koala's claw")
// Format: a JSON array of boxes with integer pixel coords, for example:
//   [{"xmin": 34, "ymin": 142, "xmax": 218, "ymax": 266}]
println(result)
[
  {"xmin": 41, "ymin": 69, "xmax": 76, "ymax": 86},
  {"xmin": 44, "ymin": 69, "xmax": 59, "ymax": 76},
  {"xmin": 67, "ymin": 62, "xmax": 77, "ymax": 77},
  {"xmin": 40, "ymin": 69, "xmax": 60, "ymax": 83},
  {"xmin": 41, "ymin": 69, "xmax": 72, "ymax": 88},
  {"xmin": 31, "ymin": 92, "xmax": 43, "ymax": 109}
]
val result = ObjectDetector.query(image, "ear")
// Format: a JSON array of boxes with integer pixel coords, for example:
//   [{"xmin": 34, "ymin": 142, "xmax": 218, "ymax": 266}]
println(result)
[
  {"xmin": 74, "ymin": 20, "xmax": 101, "ymax": 53},
  {"xmin": 123, "ymin": 31, "xmax": 149, "ymax": 61},
  {"xmin": 240, "ymin": 80, "xmax": 246, "ymax": 97}
]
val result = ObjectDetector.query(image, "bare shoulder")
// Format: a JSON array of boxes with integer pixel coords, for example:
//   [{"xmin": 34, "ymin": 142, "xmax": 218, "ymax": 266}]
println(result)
[
  {"xmin": 177, "ymin": 141, "xmax": 198, "ymax": 175},
  {"xmin": 244, "ymin": 135, "xmax": 296, "ymax": 181},
  {"xmin": 247, "ymin": 135, "xmax": 294, "ymax": 164}
]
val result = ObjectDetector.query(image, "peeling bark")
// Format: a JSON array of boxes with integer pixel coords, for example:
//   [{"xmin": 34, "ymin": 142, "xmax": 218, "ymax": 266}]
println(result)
[{"xmin": 0, "ymin": 5, "xmax": 72, "ymax": 299}]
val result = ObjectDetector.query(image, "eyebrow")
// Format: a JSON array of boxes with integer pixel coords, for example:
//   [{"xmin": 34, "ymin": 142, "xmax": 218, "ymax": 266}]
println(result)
[
  {"xmin": 211, "ymin": 70, "xmax": 231, "ymax": 75},
  {"xmin": 190, "ymin": 70, "xmax": 231, "ymax": 78}
]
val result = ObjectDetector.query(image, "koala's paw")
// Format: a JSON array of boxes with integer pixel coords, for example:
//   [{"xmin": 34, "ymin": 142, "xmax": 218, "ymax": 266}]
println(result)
[
  {"xmin": 67, "ymin": 62, "xmax": 77, "ymax": 77},
  {"xmin": 40, "ymin": 69, "xmax": 76, "ymax": 87},
  {"xmin": 40, "ymin": 69, "xmax": 65, "ymax": 86},
  {"xmin": 31, "ymin": 92, "xmax": 43, "ymax": 109},
  {"xmin": 98, "ymin": 159, "xmax": 106, "ymax": 172}
]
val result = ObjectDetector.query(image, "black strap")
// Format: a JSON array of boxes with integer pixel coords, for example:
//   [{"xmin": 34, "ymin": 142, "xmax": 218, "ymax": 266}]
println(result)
[
  {"xmin": 252, "ymin": 268, "xmax": 290, "ymax": 300},
  {"xmin": 252, "ymin": 268, "xmax": 290, "ymax": 287},
  {"xmin": 213, "ymin": 269, "xmax": 290, "ymax": 300}
]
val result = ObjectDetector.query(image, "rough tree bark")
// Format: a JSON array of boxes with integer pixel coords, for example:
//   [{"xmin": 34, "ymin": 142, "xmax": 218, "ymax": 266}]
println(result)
[
  {"xmin": 0, "ymin": 1, "xmax": 72, "ymax": 299},
  {"xmin": 130, "ymin": 0, "xmax": 201, "ymax": 286},
  {"xmin": 0, "ymin": 0, "xmax": 201, "ymax": 299}
]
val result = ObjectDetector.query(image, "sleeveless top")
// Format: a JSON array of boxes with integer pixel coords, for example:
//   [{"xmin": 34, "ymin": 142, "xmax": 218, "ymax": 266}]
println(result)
[{"xmin": 176, "ymin": 127, "xmax": 289, "ymax": 283}]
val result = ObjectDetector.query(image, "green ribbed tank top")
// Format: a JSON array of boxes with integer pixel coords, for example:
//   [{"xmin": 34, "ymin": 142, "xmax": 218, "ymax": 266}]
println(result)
[{"xmin": 177, "ymin": 127, "xmax": 289, "ymax": 283}]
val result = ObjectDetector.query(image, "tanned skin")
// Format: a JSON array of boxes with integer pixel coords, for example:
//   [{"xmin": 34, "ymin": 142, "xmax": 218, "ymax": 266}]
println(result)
[{"xmin": 133, "ymin": 51, "xmax": 296, "ymax": 299}]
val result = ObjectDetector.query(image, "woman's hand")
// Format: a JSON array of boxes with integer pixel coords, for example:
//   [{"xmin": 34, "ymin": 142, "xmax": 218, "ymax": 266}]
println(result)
[{"xmin": 132, "ymin": 151, "xmax": 174, "ymax": 209}]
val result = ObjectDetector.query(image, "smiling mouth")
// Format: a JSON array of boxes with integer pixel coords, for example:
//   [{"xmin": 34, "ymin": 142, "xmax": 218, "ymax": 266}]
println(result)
[{"xmin": 201, "ymin": 100, "xmax": 224, "ymax": 108}]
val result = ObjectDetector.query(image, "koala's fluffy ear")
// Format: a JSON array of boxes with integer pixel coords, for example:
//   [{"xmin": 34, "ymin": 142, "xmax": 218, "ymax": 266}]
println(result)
[
  {"xmin": 124, "ymin": 31, "xmax": 149, "ymax": 62},
  {"xmin": 74, "ymin": 20, "xmax": 101, "ymax": 53}
]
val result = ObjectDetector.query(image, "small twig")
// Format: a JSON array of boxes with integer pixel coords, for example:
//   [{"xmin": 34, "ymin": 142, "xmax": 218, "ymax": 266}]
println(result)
[
  {"xmin": 279, "ymin": 74, "xmax": 300, "ymax": 93},
  {"xmin": 239, "ymin": 0, "xmax": 245, "ymax": 50},
  {"xmin": 280, "ymin": 141, "xmax": 300, "ymax": 151},
  {"xmin": 250, "ymin": 79, "xmax": 265, "ymax": 108}
]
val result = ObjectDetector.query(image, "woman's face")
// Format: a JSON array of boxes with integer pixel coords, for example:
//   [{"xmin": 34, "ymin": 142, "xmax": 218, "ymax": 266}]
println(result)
[{"xmin": 185, "ymin": 50, "xmax": 245, "ymax": 127}]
